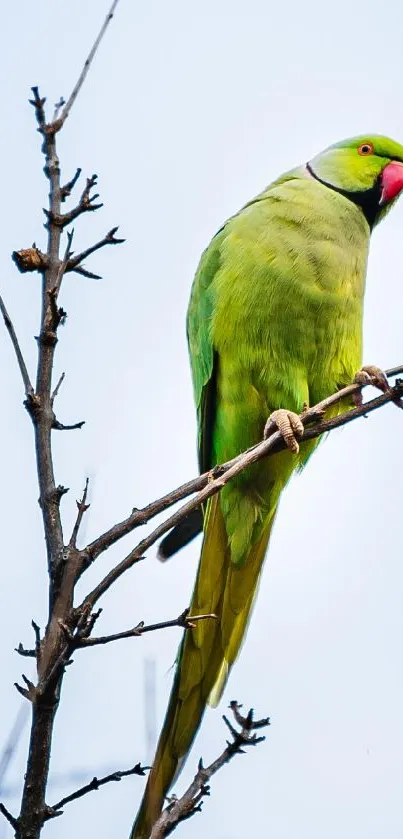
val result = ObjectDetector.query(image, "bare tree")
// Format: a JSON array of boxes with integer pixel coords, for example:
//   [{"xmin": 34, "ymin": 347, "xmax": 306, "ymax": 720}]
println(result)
[{"xmin": 0, "ymin": 4, "xmax": 402, "ymax": 839}]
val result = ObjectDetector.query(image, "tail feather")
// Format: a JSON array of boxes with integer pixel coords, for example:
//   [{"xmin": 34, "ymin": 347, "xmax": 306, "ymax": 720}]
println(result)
[
  {"xmin": 131, "ymin": 495, "xmax": 275, "ymax": 839},
  {"xmin": 157, "ymin": 508, "xmax": 203, "ymax": 561}
]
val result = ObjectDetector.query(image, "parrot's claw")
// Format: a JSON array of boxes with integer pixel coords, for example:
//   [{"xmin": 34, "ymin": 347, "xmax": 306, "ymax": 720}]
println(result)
[
  {"xmin": 264, "ymin": 409, "xmax": 304, "ymax": 454},
  {"xmin": 354, "ymin": 364, "xmax": 389, "ymax": 392},
  {"xmin": 353, "ymin": 364, "xmax": 402, "ymax": 408}
]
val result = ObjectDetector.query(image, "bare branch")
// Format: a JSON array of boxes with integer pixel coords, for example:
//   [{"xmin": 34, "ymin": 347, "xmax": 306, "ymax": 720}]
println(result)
[
  {"xmin": 54, "ymin": 229, "xmax": 74, "ymax": 293},
  {"xmin": 46, "ymin": 763, "xmax": 147, "ymax": 818},
  {"xmin": 29, "ymin": 86, "xmax": 46, "ymax": 131},
  {"xmin": 52, "ymin": 97, "xmax": 65, "ymax": 124},
  {"xmin": 32, "ymin": 621, "xmax": 42, "ymax": 662},
  {"xmin": 79, "ymin": 367, "xmax": 403, "ymax": 609},
  {"xmin": 50, "ymin": 372, "xmax": 65, "ymax": 405},
  {"xmin": 44, "ymin": 175, "xmax": 103, "ymax": 228},
  {"xmin": 28, "ymin": 85, "xmax": 66, "ymax": 581},
  {"xmin": 0, "ymin": 295, "xmax": 34, "ymax": 397},
  {"xmin": 76, "ymin": 609, "xmax": 217, "ymax": 648},
  {"xmin": 52, "ymin": 418, "xmax": 85, "ymax": 431},
  {"xmin": 14, "ymin": 675, "xmax": 36, "ymax": 703},
  {"xmin": 78, "ymin": 607, "xmax": 103, "ymax": 639},
  {"xmin": 69, "ymin": 479, "xmax": 90, "ymax": 548},
  {"xmin": 66, "ymin": 226, "xmax": 125, "ymax": 278},
  {"xmin": 15, "ymin": 644, "xmax": 36, "ymax": 658},
  {"xmin": 58, "ymin": 0, "xmax": 122, "ymax": 128},
  {"xmin": 12, "ymin": 8, "xmax": 123, "ymax": 837},
  {"xmin": 150, "ymin": 701, "xmax": 270, "ymax": 838},
  {"xmin": 69, "ymin": 265, "xmax": 102, "ymax": 280}
]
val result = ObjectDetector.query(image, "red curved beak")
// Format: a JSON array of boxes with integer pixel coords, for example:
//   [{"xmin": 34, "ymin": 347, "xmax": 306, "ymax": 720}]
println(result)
[{"xmin": 380, "ymin": 160, "xmax": 403, "ymax": 205}]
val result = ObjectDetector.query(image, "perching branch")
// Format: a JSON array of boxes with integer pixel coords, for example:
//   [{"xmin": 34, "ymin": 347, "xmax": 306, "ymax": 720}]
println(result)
[
  {"xmin": 77, "ymin": 367, "xmax": 403, "ymax": 612},
  {"xmin": 81, "ymin": 364, "xmax": 403, "ymax": 573},
  {"xmin": 149, "ymin": 701, "xmax": 270, "ymax": 838}
]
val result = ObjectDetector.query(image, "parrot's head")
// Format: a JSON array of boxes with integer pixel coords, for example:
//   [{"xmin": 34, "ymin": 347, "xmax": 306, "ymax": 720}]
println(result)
[{"xmin": 307, "ymin": 135, "xmax": 403, "ymax": 227}]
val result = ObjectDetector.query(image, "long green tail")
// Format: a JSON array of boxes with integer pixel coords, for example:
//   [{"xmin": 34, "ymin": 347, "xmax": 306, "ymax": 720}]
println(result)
[{"xmin": 131, "ymin": 494, "xmax": 275, "ymax": 838}]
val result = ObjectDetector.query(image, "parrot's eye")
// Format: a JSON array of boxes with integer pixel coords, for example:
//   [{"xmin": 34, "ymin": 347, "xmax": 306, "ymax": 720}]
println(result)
[{"xmin": 358, "ymin": 142, "xmax": 374, "ymax": 156}]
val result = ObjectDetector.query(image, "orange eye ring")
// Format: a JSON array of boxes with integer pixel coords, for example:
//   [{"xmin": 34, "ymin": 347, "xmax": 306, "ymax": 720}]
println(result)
[{"xmin": 358, "ymin": 142, "xmax": 374, "ymax": 156}]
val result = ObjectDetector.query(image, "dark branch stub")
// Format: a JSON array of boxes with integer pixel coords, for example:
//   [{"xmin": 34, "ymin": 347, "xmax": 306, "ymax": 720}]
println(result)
[
  {"xmin": 12, "ymin": 246, "xmax": 48, "ymax": 273},
  {"xmin": 61, "ymin": 168, "xmax": 82, "ymax": 202},
  {"xmin": 0, "ymin": 803, "xmax": 19, "ymax": 830},
  {"xmin": 52, "ymin": 419, "xmax": 85, "ymax": 432}
]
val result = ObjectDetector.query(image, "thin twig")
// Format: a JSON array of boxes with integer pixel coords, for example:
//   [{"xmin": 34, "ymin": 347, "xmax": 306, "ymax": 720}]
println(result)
[
  {"xmin": 50, "ymin": 372, "xmax": 65, "ymax": 406},
  {"xmin": 76, "ymin": 609, "xmax": 217, "ymax": 647},
  {"xmin": 47, "ymin": 763, "xmax": 147, "ymax": 818},
  {"xmin": 69, "ymin": 265, "xmax": 102, "ymax": 280},
  {"xmin": 55, "ymin": 229, "xmax": 74, "ymax": 293},
  {"xmin": 59, "ymin": 0, "xmax": 121, "ymax": 128},
  {"xmin": 60, "ymin": 168, "xmax": 81, "ymax": 202},
  {"xmin": 0, "ymin": 295, "xmax": 34, "ymax": 396},
  {"xmin": 66, "ymin": 226, "xmax": 125, "ymax": 277},
  {"xmin": 69, "ymin": 479, "xmax": 90, "ymax": 548},
  {"xmin": 79, "ymin": 368, "xmax": 403, "ymax": 609},
  {"xmin": 32, "ymin": 621, "xmax": 41, "ymax": 663},
  {"xmin": 52, "ymin": 97, "xmax": 65, "ymax": 124},
  {"xmin": 0, "ymin": 802, "xmax": 18, "ymax": 830},
  {"xmin": 150, "ymin": 701, "xmax": 269, "ymax": 838}
]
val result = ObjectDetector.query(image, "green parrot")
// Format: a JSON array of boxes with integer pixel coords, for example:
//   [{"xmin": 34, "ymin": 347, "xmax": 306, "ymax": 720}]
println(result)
[{"xmin": 132, "ymin": 135, "xmax": 403, "ymax": 838}]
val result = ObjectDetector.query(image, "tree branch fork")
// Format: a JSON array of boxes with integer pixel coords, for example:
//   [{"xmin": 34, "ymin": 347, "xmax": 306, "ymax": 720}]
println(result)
[{"xmin": 149, "ymin": 701, "xmax": 270, "ymax": 838}]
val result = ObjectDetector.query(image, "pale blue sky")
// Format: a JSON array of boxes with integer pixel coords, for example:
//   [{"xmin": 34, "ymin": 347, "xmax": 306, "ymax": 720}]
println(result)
[{"xmin": 1, "ymin": 2, "xmax": 403, "ymax": 838}]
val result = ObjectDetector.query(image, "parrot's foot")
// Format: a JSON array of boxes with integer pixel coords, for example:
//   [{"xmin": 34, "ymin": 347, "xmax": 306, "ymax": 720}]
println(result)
[
  {"xmin": 264, "ymin": 409, "xmax": 304, "ymax": 454},
  {"xmin": 353, "ymin": 365, "xmax": 403, "ymax": 408}
]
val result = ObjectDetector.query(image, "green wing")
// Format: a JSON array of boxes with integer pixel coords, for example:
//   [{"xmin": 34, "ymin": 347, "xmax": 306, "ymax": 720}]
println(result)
[
  {"xmin": 187, "ymin": 229, "xmax": 225, "ymax": 473},
  {"xmin": 158, "ymin": 230, "xmax": 225, "ymax": 561}
]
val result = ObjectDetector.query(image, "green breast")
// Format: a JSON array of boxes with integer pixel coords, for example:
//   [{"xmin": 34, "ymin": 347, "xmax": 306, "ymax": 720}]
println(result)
[{"xmin": 211, "ymin": 170, "xmax": 370, "ymax": 418}]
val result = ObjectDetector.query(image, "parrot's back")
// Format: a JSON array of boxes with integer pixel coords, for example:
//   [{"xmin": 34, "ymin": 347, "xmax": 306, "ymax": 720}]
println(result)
[{"xmin": 132, "ymin": 165, "xmax": 370, "ymax": 838}]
